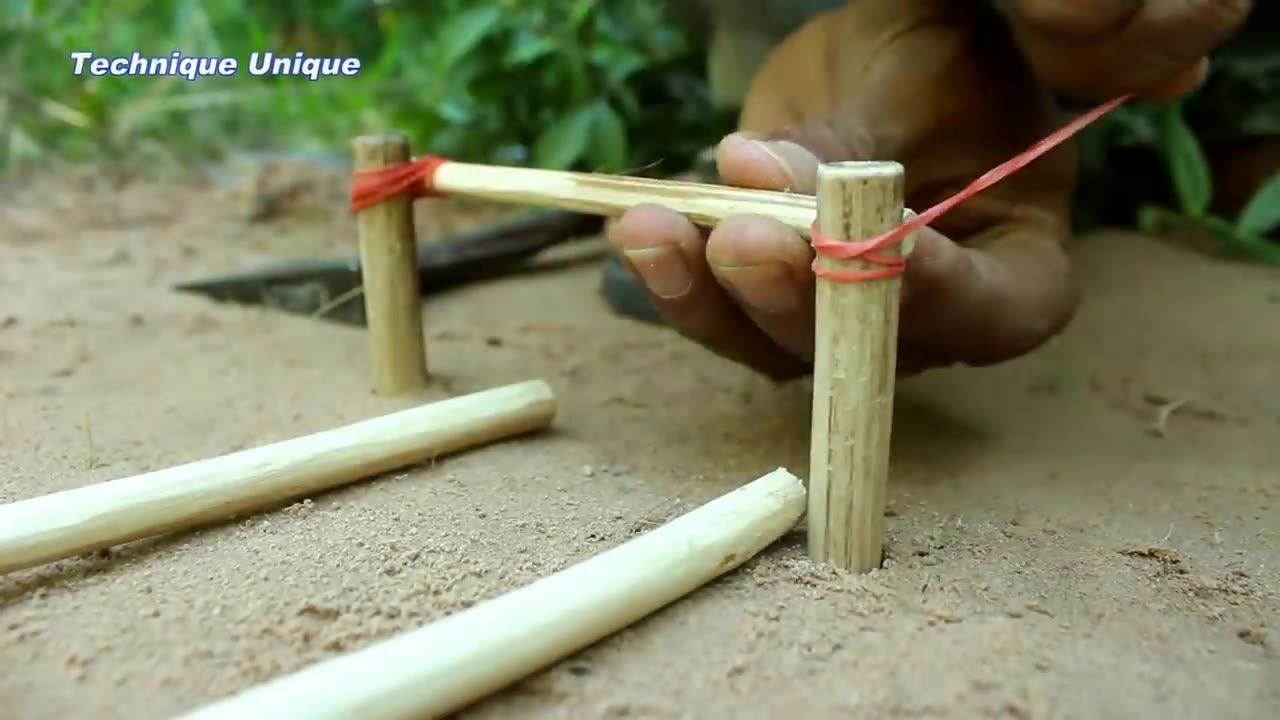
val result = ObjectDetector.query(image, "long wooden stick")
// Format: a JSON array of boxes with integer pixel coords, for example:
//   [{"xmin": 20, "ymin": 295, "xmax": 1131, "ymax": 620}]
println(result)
[
  {"xmin": 0, "ymin": 380, "xmax": 556, "ymax": 576},
  {"xmin": 424, "ymin": 160, "xmax": 913, "ymax": 235},
  {"xmin": 353, "ymin": 134, "xmax": 429, "ymax": 394},
  {"xmin": 178, "ymin": 467, "xmax": 806, "ymax": 720},
  {"xmin": 807, "ymin": 161, "xmax": 905, "ymax": 573}
]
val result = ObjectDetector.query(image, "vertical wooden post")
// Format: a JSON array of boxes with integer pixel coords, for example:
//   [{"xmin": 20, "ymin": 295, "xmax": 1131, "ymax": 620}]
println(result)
[
  {"xmin": 352, "ymin": 133, "xmax": 428, "ymax": 395},
  {"xmin": 807, "ymin": 160, "xmax": 905, "ymax": 573}
]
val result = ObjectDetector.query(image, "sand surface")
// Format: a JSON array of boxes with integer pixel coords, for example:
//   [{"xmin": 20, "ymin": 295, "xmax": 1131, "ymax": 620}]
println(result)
[{"xmin": 1, "ymin": 162, "xmax": 1277, "ymax": 719}]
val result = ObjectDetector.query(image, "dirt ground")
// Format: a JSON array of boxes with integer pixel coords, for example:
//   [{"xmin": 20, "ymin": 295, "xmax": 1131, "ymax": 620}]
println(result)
[{"xmin": 1, "ymin": 160, "xmax": 1277, "ymax": 719}]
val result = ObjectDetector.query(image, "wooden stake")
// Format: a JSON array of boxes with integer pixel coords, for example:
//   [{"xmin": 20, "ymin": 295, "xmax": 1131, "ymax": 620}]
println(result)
[
  {"xmin": 353, "ymin": 133, "xmax": 428, "ymax": 394},
  {"xmin": 177, "ymin": 468, "xmax": 806, "ymax": 720},
  {"xmin": 0, "ymin": 380, "xmax": 556, "ymax": 576},
  {"xmin": 807, "ymin": 161, "xmax": 905, "ymax": 573}
]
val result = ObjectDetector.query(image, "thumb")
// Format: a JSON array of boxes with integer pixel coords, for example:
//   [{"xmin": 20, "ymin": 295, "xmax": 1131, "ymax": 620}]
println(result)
[{"xmin": 715, "ymin": 120, "xmax": 877, "ymax": 195}]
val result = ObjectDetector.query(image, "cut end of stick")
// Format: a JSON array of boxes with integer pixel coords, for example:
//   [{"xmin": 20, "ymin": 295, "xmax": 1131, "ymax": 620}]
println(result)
[
  {"xmin": 819, "ymin": 160, "xmax": 905, "ymax": 179},
  {"xmin": 351, "ymin": 133, "xmax": 412, "ymax": 169}
]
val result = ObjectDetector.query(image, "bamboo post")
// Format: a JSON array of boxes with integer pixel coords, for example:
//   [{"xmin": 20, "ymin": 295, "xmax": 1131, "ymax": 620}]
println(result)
[
  {"xmin": 0, "ymin": 380, "xmax": 556, "ymax": 575},
  {"xmin": 807, "ymin": 161, "xmax": 906, "ymax": 573},
  {"xmin": 352, "ymin": 133, "xmax": 428, "ymax": 394},
  {"xmin": 177, "ymin": 467, "xmax": 806, "ymax": 720}
]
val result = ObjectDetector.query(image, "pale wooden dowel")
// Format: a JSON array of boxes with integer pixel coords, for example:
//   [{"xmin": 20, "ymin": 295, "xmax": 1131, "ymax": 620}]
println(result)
[
  {"xmin": 0, "ymin": 380, "xmax": 556, "ymax": 576},
  {"xmin": 428, "ymin": 160, "xmax": 916, "ymax": 236},
  {"xmin": 353, "ymin": 133, "xmax": 428, "ymax": 394},
  {"xmin": 807, "ymin": 161, "xmax": 906, "ymax": 573},
  {"xmin": 177, "ymin": 468, "xmax": 807, "ymax": 720}
]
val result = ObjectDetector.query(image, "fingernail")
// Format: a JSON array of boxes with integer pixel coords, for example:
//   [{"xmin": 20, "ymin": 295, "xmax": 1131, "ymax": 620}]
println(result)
[
  {"xmin": 752, "ymin": 140, "xmax": 821, "ymax": 193},
  {"xmin": 623, "ymin": 246, "xmax": 693, "ymax": 299},
  {"xmin": 716, "ymin": 263, "xmax": 799, "ymax": 315},
  {"xmin": 752, "ymin": 142, "xmax": 798, "ymax": 184}
]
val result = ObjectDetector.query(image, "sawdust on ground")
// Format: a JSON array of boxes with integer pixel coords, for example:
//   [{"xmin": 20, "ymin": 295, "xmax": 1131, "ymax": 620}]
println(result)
[{"xmin": 0, "ymin": 159, "xmax": 1277, "ymax": 719}]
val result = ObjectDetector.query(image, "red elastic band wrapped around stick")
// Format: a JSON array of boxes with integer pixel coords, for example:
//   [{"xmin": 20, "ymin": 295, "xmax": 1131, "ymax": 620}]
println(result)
[{"xmin": 350, "ymin": 155, "xmax": 450, "ymax": 212}]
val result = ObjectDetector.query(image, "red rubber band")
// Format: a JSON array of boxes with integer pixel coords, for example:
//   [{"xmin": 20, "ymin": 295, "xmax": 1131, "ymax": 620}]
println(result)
[
  {"xmin": 349, "ymin": 95, "xmax": 1130, "ymax": 278},
  {"xmin": 349, "ymin": 154, "xmax": 450, "ymax": 212},
  {"xmin": 810, "ymin": 93, "xmax": 1132, "ymax": 281},
  {"xmin": 809, "ymin": 219, "xmax": 906, "ymax": 280}
]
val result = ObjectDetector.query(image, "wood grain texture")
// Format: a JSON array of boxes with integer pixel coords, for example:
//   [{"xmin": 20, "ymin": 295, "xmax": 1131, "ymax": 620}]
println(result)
[
  {"xmin": 353, "ymin": 134, "xmax": 428, "ymax": 394},
  {"xmin": 0, "ymin": 380, "xmax": 557, "ymax": 576},
  {"xmin": 177, "ymin": 467, "xmax": 806, "ymax": 720},
  {"xmin": 807, "ymin": 160, "xmax": 904, "ymax": 573},
  {"xmin": 432, "ymin": 161, "xmax": 825, "ymax": 235}
]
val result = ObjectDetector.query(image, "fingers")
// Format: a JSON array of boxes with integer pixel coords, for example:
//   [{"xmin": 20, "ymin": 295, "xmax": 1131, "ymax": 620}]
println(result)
[
  {"xmin": 1144, "ymin": 58, "xmax": 1211, "ymax": 102},
  {"xmin": 1005, "ymin": 0, "xmax": 1252, "ymax": 101},
  {"xmin": 898, "ymin": 220, "xmax": 1078, "ymax": 369},
  {"xmin": 606, "ymin": 129, "xmax": 848, "ymax": 377},
  {"xmin": 609, "ymin": 112, "xmax": 911, "ymax": 376},
  {"xmin": 1007, "ymin": 0, "xmax": 1143, "ymax": 36},
  {"xmin": 702, "ymin": 129, "xmax": 876, "ymax": 362},
  {"xmin": 705, "ymin": 215, "xmax": 817, "ymax": 362},
  {"xmin": 610, "ymin": 140, "xmax": 1077, "ymax": 375},
  {"xmin": 606, "ymin": 204, "xmax": 810, "ymax": 379},
  {"xmin": 715, "ymin": 133, "xmax": 823, "ymax": 193}
]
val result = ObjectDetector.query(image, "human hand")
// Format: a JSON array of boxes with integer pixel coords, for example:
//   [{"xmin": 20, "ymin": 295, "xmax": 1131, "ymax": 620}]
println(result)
[
  {"xmin": 607, "ymin": 0, "xmax": 1081, "ymax": 380},
  {"xmin": 999, "ymin": 0, "xmax": 1252, "ymax": 102}
]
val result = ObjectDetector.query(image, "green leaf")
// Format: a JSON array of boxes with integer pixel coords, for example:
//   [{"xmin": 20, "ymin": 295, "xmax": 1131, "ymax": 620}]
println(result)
[
  {"xmin": 504, "ymin": 32, "xmax": 558, "ymax": 66},
  {"xmin": 435, "ymin": 97, "xmax": 475, "ymax": 125},
  {"xmin": 1184, "ymin": 213, "xmax": 1280, "ymax": 265},
  {"xmin": 1235, "ymin": 167, "xmax": 1280, "ymax": 236},
  {"xmin": 1159, "ymin": 103, "xmax": 1214, "ymax": 217},
  {"xmin": 613, "ymin": 93, "xmax": 639, "ymax": 120},
  {"xmin": 568, "ymin": 0, "xmax": 597, "ymax": 31},
  {"xmin": 587, "ymin": 101, "xmax": 627, "ymax": 171},
  {"xmin": 436, "ymin": 6, "xmax": 503, "ymax": 71},
  {"xmin": 428, "ymin": 125, "xmax": 471, "ymax": 158},
  {"xmin": 1190, "ymin": 213, "xmax": 1243, "ymax": 245},
  {"xmin": 533, "ymin": 105, "xmax": 595, "ymax": 169},
  {"xmin": 589, "ymin": 45, "xmax": 648, "ymax": 87}
]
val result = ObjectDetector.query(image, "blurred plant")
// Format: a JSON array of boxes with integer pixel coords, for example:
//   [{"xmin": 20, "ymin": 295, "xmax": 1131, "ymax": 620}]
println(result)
[
  {"xmin": 1, "ymin": 0, "xmax": 1276, "ymax": 261},
  {"xmin": 1136, "ymin": 101, "xmax": 1280, "ymax": 264},
  {"xmin": 1, "ymin": 0, "xmax": 732, "ymax": 173},
  {"xmin": 1070, "ymin": 4, "xmax": 1280, "ymax": 261}
]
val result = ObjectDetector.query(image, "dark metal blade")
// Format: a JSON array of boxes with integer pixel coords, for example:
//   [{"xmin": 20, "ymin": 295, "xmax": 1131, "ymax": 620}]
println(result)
[{"xmin": 175, "ymin": 210, "xmax": 605, "ymax": 325}]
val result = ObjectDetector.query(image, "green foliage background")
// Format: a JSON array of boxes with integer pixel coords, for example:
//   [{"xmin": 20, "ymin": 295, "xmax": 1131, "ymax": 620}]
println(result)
[
  {"xmin": 3, "ymin": 0, "xmax": 732, "ymax": 175},
  {"xmin": 2, "ymin": 0, "xmax": 1277, "ymax": 258},
  {"xmin": 1070, "ymin": 3, "xmax": 1280, "ymax": 262}
]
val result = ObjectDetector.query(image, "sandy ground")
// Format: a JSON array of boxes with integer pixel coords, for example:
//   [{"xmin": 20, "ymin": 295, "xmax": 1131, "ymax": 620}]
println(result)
[{"xmin": 0, "ymin": 161, "xmax": 1277, "ymax": 719}]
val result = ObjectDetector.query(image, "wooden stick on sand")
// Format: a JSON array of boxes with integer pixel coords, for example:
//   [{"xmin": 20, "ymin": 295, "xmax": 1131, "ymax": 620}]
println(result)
[
  {"xmin": 807, "ymin": 161, "xmax": 906, "ymax": 573},
  {"xmin": 178, "ymin": 467, "xmax": 806, "ymax": 720},
  {"xmin": 353, "ymin": 133, "xmax": 429, "ymax": 394},
  {"xmin": 0, "ymin": 380, "xmax": 556, "ymax": 576}
]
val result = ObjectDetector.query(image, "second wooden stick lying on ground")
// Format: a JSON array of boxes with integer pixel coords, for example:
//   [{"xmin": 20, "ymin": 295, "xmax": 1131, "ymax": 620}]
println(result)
[
  {"xmin": 0, "ymin": 379, "xmax": 557, "ymax": 576},
  {"xmin": 177, "ymin": 467, "xmax": 807, "ymax": 720}
]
